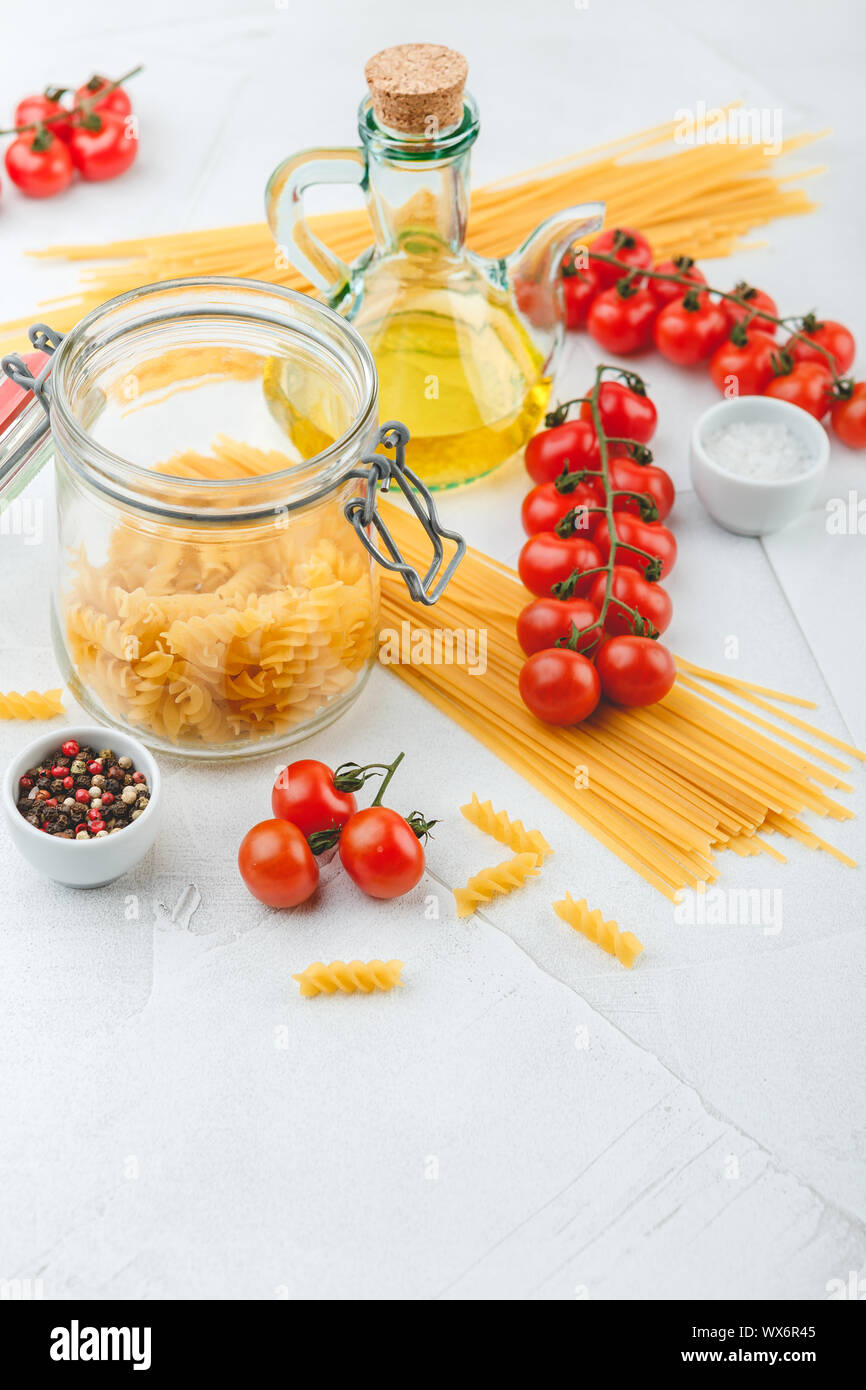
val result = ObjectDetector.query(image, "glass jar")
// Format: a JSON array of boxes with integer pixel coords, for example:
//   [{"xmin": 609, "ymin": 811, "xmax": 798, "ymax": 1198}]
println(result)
[{"xmin": 0, "ymin": 278, "xmax": 462, "ymax": 760}]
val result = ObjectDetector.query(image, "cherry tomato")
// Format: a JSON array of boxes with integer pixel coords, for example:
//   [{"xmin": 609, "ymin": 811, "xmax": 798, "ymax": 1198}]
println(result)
[
  {"xmin": 829, "ymin": 382, "xmax": 866, "ymax": 449},
  {"xmin": 648, "ymin": 256, "xmax": 706, "ymax": 309},
  {"xmin": 271, "ymin": 758, "xmax": 356, "ymax": 838},
  {"xmin": 593, "ymin": 514, "xmax": 677, "ymax": 579},
  {"xmin": 518, "ymin": 532, "xmax": 603, "ymax": 597},
  {"xmin": 516, "ymin": 596, "xmax": 599, "ymax": 656},
  {"xmin": 765, "ymin": 362, "xmax": 832, "ymax": 420},
  {"xmin": 74, "ymin": 75, "xmax": 133, "ymax": 119},
  {"xmin": 525, "ymin": 418, "xmax": 600, "ymax": 483},
  {"xmin": 580, "ymin": 381, "xmax": 657, "ymax": 444},
  {"xmin": 519, "ymin": 648, "xmax": 601, "ymax": 725},
  {"xmin": 238, "ymin": 819, "xmax": 319, "ymax": 908},
  {"xmin": 588, "ymin": 568, "xmax": 673, "ymax": 637},
  {"xmin": 608, "ymin": 457, "xmax": 675, "ymax": 522},
  {"xmin": 596, "ymin": 636, "xmax": 676, "ymax": 707},
  {"xmin": 68, "ymin": 110, "xmax": 138, "ymax": 181},
  {"xmin": 521, "ymin": 477, "xmax": 602, "ymax": 535},
  {"xmin": 587, "ymin": 285, "xmax": 657, "ymax": 355},
  {"xmin": 513, "ymin": 277, "xmax": 557, "ymax": 330},
  {"xmin": 789, "ymin": 318, "xmax": 855, "ymax": 375},
  {"xmin": 589, "ymin": 227, "xmax": 653, "ymax": 289},
  {"xmin": 561, "ymin": 260, "xmax": 601, "ymax": 329},
  {"xmin": 722, "ymin": 283, "xmax": 778, "ymax": 338},
  {"xmin": 654, "ymin": 293, "xmax": 728, "ymax": 366},
  {"xmin": 14, "ymin": 93, "xmax": 73, "ymax": 142},
  {"xmin": 709, "ymin": 333, "xmax": 777, "ymax": 397},
  {"xmin": 4, "ymin": 130, "xmax": 73, "ymax": 198},
  {"xmin": 338, "ymin": 807, "xmax": 425, "ymax": 900}
]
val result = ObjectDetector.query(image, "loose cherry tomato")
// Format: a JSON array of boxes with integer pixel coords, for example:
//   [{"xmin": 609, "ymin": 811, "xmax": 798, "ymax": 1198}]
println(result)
[
  {"xmin": 4, "ymin": 130, "xmax": 73, "ymax": 198},
  {"xmin": 588, "ymin": 567, "xmax": 673, "ymax": 637},
  {"xmin": 765, "ymin": 362, "xmax": 832, "ymax": 420},
  {"xmin": 654, "ymin": 292, "xmax": 728, "ymax": 365},
  {"xmin": 521, "ymin": 477, "xmax": 602, "ymax": 535},
  {"xmin": 519, "ymin": 648, "xmax": 601, "ymax": 725},
  {"xmin": 14, "ymin": 92, "xmax": 73, "ymax": 142},
  {"xmin": 580, "ymin": 380, "xmax": 657, "ymax": 444},
  {"xmin": 271, "ymin": 758, "xmax": 356, "ymax": 838},
  {"xmin": 74, "ymin": 75, "xmax": 133, "ymax": 119},
  {"xmin": 709, "ymin": 332, "xmax": 778, "ymax": 397},
  {"xmin": 589, "ymin": 227, "xmax": 653, "ymax": 289},
  {"xmin": 648, "ymin": 256, "xmax": 706, "ymax": 309},
  {"xmin": 516, "ymin": 596, "xmax": 599, "ymax": 656},
  {"xmin": 596, "ymin": 636, "xmax": 676, "ymax": 707},
  {"xmin": 68, "ymin": 110, "xmax": 138, "ymax": 181},
  {"xmin": 789, "ymin": 317, "xmax": 855, "ymax": 375},
  {"xmin": 722, "ymin": 283, "xmax": 778, "ymax": 338},
  {"xmin": 561, "ymin": 259, "xmax": 601, "ymax": 329},
  {"xmin": 518, "ymin": 532, "xmax": 603, "ymax": 597},
  {"xmin": 608, "ymin": 456, "xmax": 675, "ymax": 521},
  {"xmin": 593, "ymin": 513, "xmax": 677, "ymax": 579},
  {"xmin": 587, "ymin": 284, "xmax": 657, "ymax": 355},
  {"xmin": 338, "ymin": 806, "xmax": 425, "ymax": 899},
  {"xmin": 525, "ymin": 418, "xmax": 600, "ymax": 483},
  {"xmin": 829, "ymin": 382, "xmax": 866, "ymax": 449},
  {"xmin": 238, "ymin": 819, "xmax": 319, "ymax": 908}
]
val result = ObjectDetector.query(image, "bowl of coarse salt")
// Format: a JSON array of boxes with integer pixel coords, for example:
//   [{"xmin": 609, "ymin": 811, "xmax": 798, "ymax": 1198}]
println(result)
[{"xmin": 690, "ymin": 395, "xmax": 829, "ymax": 536}]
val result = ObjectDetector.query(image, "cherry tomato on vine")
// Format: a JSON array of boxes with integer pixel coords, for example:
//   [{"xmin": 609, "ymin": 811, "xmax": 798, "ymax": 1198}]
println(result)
[
  {"xmin": 4, "ymin": 130, "xmax": 73, "ymax": 197},
  {"xmin": 593, "ymin": 514, "xmax": 677, "ymax": 579},
  {"xmin": 525, "ymin": 418, "xmax": 600, "ymax": 483},
  {"xmin": 829, "ymin": 383, "xmax": 866, "ymax": 449},
  {"xmin": 516, "ymin": 596, "xmax": 599, "ymax": 656},
  {"xmin": 654, "ymin": 292, "xmax": 728, "ymax": 365},
  {"xmin": 519, "ymin": 648, "xmax": 601, "ymax": 726},
  {"xmin": 74, "ymin": 75, "xmax": 133, "ymax": 119},
  {"xmin": 271, "ymin": 758, "xmax": 356, "ymax": 839},
  {"xmin": 521, "ymin": 477, "xmax": 602, "ymax": 536},
  {"xmin": 589, "ymin": 227, "xmax": 653, "ymax": 289},
  {"xmin": 238, "ymin": 819, "xmax": 319, "ymax": 908},
  {"xmin": 709, "ymin": 333, "xmax": 777, "ymax": 397},
  {"xmin": 764, "ymin": 362, "xmax": 832, "ymax": 420},
  {"xmin": 588, "ymin": 567, "xmax": 673, "ymax": 637},
  {"xmin": 338, "ymin": 807, "xmax": 425, "ymax": 900},
  {"xmin": 68, "ymin": 110, "xmax": 138, "ymax": 181},
  {"xmin": 580, "ymin": 380, "xmax": 657, "ymax": 444},
  {"xmin": 14, "ymin": 93, "xmax": 73, "ymax": 142},
  {"xmin": 608, "ymin": 456, "xmax": 675, "ymax": 521},
  {"xmin": 722, "ymin": 283, "xmax": 777, "ymax": 338},
  {"xmin": 587, "ymin": 284, "xmax": 657, "ymax": 355},
  {"xmin": 596, "ymin": 636, "xmax": 676, "ymax": 708},
  {"xmin": 648, "ymin": 256, "xmax": 706, "ymax": 309},
  {"xmin": 518, "ymin": 532, "xmax": 603, "ymax": 597},
  {"xmin": 561, "ymin": 256, "xmax": 601, "ymax": 329},
  {"xmin": 789, "ymin": 318, "xmax": 855, "ymax": 375}
]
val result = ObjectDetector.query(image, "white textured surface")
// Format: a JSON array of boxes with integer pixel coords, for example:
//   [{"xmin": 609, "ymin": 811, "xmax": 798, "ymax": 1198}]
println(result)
[{"xmin": 0, "ymin": 0, "xmax": 865, "ymax": 1301}]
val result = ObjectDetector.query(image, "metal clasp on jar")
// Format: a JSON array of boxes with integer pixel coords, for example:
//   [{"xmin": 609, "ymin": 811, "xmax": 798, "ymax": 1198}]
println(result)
[{"xmin": 345, "ymin": 422, "xmax": 465, "ymax": 605}]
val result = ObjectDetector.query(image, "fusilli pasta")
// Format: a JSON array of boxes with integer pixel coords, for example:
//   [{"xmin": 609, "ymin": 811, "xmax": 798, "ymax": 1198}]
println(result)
[
  {"xmin": 0, "ymin": 689, "xmax": 65, "ymax": 720},
  {"xmin": 453, "ymin": 852, "xmax": 540, "ymax": 917},
  {"xmin": 293, "ymin": 959, "xmax": 405, "ymax": 997},
  {"xmin": 460, "ymin": 792, "xmax": 552, "ymax": 864},
  {"xmin": 553, "ymin": 893, "xmax": 644, "ymax": 968}
]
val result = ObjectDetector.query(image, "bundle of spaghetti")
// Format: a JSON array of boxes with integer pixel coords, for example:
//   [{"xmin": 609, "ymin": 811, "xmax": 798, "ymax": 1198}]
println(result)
[
  {"xmin": 0, "ymin": 115, "xmax": 823, "ymax": 355},
  {"xmin": 378, "ymin": 502, "xmax": 859, "ymax": 899}
]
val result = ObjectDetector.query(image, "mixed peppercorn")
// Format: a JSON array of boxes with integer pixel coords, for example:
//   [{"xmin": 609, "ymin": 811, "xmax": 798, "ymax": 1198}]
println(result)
[{"xmin": 16, "ymin": 740, "xmax": 150, "ymax": 839}]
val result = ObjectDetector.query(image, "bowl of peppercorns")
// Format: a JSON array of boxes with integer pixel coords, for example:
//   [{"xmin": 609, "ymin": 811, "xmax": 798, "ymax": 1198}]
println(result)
[{"xmin": 3, "ymin": 726, "xmax": 161, "ymax": 887}]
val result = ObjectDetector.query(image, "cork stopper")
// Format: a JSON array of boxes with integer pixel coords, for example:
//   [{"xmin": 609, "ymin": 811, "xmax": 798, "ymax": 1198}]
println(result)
[{"xmin": 365, "ymin": 43, "xmax": 468, "ymax": 136}]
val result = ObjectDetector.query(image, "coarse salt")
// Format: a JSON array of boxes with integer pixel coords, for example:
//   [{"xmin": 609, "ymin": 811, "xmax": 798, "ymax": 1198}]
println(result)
[{"xmin": 703, "ymin": 420, "xmax": 815, "ymax": 480}]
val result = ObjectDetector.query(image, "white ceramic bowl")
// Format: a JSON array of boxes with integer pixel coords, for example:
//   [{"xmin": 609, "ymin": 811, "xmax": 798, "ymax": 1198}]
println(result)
[
  {"xmin": 3, "ymin": 725, "xmax": 162, "ymax": 888},
  {"xmin": 690, "ymin": 395, "xmax": 829, "ymax": 536}
]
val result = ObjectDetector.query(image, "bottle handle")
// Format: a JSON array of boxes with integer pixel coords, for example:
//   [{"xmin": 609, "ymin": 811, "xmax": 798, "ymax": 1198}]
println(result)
[{"xmin": 265, "ymin": 147, "xmax": 367, "ymax": 299}]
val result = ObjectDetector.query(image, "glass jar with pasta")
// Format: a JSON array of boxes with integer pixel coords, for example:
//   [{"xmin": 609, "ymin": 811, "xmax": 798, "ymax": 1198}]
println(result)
[{"xmin": 0, "ymin": 279, "xmax": 463, "ymax": 759}]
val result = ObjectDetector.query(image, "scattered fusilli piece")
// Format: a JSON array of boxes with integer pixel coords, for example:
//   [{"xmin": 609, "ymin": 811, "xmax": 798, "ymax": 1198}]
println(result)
[
  {"xmin": 0, "ymin": 689, "xmax": 65, "ymax": 720},
  {"xmin": 553, "ymin": 893, "xmax": 644, "ymax": 969},
  {"xmin": 460, "ymin": 792, "xmax": 552, "ymax": 864},
  {"xmin": 453, "ymin": 852, "xmax": 540, "ymax": 918},
  {"xmin": 293, "ymin": 959, "xmax": 404, "ymax": 997}
]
